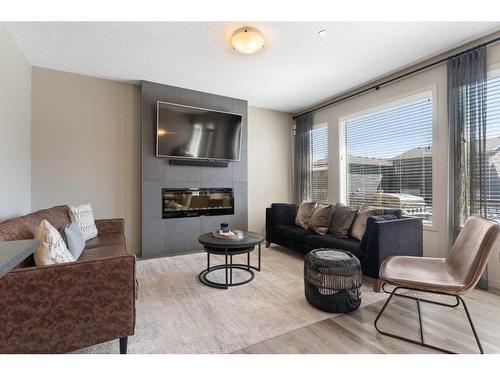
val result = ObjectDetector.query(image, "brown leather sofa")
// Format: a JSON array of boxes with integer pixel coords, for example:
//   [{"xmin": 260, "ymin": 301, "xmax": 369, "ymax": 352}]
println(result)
[{"xmin": 0, "ymin": 205, "xmax": 136, "ymax": 354}]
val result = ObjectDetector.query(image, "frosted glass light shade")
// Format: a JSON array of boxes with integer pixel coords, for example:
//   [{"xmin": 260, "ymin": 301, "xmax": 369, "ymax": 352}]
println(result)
[{"xmin": 231, "ymin": 27, "xmax": 265, "ymax": 54}]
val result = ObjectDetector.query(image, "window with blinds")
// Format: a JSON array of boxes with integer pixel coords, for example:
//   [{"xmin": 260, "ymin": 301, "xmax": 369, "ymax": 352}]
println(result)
[
  {"xmin": 310, "ymin": 124, "xmax": 328, "ymax": 202},
  {"xmin": 339, "ymin": 93, "xmax": 433, "ymax": 223},
  {"xmin": 485, "ymin": 72, "xmax": 500, "ymax": 220}
]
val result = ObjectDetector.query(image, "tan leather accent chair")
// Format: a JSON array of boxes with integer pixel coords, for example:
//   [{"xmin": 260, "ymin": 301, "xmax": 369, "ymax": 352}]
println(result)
[{"xmin": 374, "ymin": 215, "xmax": 498, "ymax": 353}]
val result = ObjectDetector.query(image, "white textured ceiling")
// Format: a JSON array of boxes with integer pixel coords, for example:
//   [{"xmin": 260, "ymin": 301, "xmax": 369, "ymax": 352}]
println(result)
[{"xmin": 5, "ymin": 22, "xmax": 500, "ymax": 112}]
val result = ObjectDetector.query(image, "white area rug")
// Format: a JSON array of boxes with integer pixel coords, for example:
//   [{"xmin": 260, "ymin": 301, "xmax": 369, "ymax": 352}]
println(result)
[{"xmin": 76, "ymin": 246, "xmax": 385, "ymax": 354}]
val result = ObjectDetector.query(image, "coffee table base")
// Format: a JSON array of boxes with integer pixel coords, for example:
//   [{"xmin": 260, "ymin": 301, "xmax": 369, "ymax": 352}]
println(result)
[
  {"xmin": 199, "ymin": 264, "xmax": 257, "ymax": 289},
  {"xmin": 198, "ymin": 245, "xmax": 261, "ymax": 289}
]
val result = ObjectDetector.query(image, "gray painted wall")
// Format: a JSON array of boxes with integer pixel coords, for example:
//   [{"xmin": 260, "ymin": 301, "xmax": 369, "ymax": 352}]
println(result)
[
  {"xmin": 0, "ymin": 24, "xmax": 31, "ymax": 220},
  {"xmin": 141, "ymin": 81, "xmax": 248, "ymax": 258},
  {"xmin": 31, "ymin": 67, "xmax": 141, "ymax": 254}
]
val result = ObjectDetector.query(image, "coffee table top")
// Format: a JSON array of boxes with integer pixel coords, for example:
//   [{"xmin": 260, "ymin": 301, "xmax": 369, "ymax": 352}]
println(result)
[{"xmin": 198, "ymin": 231, "xmax": 264, "ymax": 249}]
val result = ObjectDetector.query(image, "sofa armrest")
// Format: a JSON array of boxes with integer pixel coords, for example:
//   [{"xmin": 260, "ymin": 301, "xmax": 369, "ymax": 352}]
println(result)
[
  {"xmin": 95, "ymin": 218, "xmax": 124, "ymax": 235},
  {"xmin": 360, "ymin": 216, "xmax": 423, "ymax": 279},
  {"xmin": 266, "ymin": 203, "xmax": 298, "ymax": 242},
  {"xmin": 267, "ymin": 203, "xmax": 298, "ymax": 226},
  {"xmin": 0, "ymin": 255, "xmax": 136, "ymax": 353}
]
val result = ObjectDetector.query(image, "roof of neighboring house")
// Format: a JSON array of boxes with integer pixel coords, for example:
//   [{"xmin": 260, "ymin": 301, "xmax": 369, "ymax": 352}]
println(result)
[
  {"xmin": 314, "ymin": 136, "xmax": 500, "ymax": 167},
  {"xmin": 486, "ymin": 136, "xmax": 500, "ymax": 154},
  {"xmin": 392, "ymin": 146, "xmax": 432, "ymax": 160},
  {"xmin": 349, "ymin": 174, "xmax": 383, "ymax": 195},
  {"xmin": 312, "ymin": 158, "xmax": 328, "ymax": 170},
  {"xmin": 347, "ymin": 155, "xmax": 393, "ymax": 166},
  {"xmin": 392, "ymin": 137, "xmax": 500, "ymax": 160}
]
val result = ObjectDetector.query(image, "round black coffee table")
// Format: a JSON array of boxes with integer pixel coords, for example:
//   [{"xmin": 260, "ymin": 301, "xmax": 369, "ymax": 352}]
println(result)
[{"xmin": 198, "ymin": 231, "xmax": 264, "ymax": 289}]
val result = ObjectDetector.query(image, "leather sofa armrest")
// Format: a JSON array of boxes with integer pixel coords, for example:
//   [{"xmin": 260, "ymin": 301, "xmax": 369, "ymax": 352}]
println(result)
[
  {"xmin": 0, "ymin": 255, "xmax": 136, "ymax": 353},
  {"xmin": 95, "ymin": 218, "xmax": 125, "ymax": 235},
  {"xmin": 360, "ymin": 217, "xmax": 423, "ymax": 278}
]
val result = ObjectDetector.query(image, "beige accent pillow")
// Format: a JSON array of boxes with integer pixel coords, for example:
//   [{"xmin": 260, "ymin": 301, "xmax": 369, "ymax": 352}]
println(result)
[
  {"xmin": 295, "ymin": 201, "xmax": 317, "ymax": 229},
  {"xmin": 350, "ymin": 204, "xmax": 379, "ymax": 240},
  {"xmin": 34, "ymin": 219, "xmax": 75, "ymax": 266},
  {"xmin": 309, "ymin": 204, "xmax": 334, "ymax": 235},
  {"xmin": 69, "ymin": 203, "xmax": 98, "ymax": 241}
]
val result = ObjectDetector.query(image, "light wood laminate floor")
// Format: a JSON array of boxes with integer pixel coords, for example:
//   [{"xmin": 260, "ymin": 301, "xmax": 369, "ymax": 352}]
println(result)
[{"xmin": 237, "ymin": 287, "xmax": 500, "ymax": 354}]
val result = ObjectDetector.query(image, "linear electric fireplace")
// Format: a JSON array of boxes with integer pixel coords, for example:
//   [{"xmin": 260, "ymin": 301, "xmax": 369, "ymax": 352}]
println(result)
[{"xmin": 162, "ymin": 188, "xmax": 234, "ymax": 219}]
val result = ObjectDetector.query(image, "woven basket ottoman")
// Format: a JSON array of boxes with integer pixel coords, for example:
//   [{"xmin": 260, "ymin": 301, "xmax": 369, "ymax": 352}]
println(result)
[{"xmin": 304, "ymin": 248, "xmax": 362, "ymax": 313}]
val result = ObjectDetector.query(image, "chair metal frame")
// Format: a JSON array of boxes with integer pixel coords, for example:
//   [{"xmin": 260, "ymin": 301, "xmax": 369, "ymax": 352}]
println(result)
[{"xmin": 374, "ymin": 282, "xmax": 484, "ymax": 354}]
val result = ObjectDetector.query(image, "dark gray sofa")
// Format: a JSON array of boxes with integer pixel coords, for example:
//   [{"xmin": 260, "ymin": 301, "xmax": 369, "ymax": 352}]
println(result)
[{"xmin": 265, "ymin": 203, "xmax": 423, "ymax": 291}]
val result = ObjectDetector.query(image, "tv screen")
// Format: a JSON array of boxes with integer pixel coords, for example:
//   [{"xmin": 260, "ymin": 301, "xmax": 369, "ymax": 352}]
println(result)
[{"xmin": 156, "ymin": 101, "xmax": 242, "ymax": 161}]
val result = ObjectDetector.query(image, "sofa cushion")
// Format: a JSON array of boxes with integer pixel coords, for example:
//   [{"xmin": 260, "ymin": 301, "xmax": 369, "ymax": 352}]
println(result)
[
  {"xmin": 273, "ymin": 224, "xmax": 311, "ymax": 243},
  {"xmin": 0, "ymin": 213, "xmax": 41, "ymax": 242},
  {"xmin": 84, "ymin": 233, "xmax": 125, "ymax": 250},
  {"xmin": 270, "ymin": 203, "xmax": 298, "ymax": 226},
  {"xmin": 78, "ymin": 244, "xmax": 127, "ymax": 262},
  {"xmin": 0, "ymin": 205, "xmax": 71, "ymax": 268},
  {"xmin": 309, "ymin": 204, "xmax": 334, "ymax": 235},
  {"xmin": 375, "ymin": 208, "xmax": 403, "ymax": 219},
  {"xmin": 329, "ymin": 203, "xmax": 357, "ymax": 238},
  {"xmin": 305, "ymin": 234, "xmax": 362, "ymax": 258},
  {"xmin": 0, "ymin": 205, "xmax": 70, "ymax": 242},
  {"xmin": 34, "ymin": 220, "xmax": 75, "ymax": 266},
  {"xmin": 350, "ymin": 204, "xmax": 380, "ymax": 241},
  {"xmin": 69, "ymin": 204, "xmax": 98, "ymax": 241},
  {"xmin": 295, "ymin": 201, "xmax": 316, "ymax": 229},
  {"xmin": 64, "ymin": 222, "xmax": 86, "ymax": 260},
  {"xmin": 33, "ymin": 205, "xmax": 71, "ymax": 231}
]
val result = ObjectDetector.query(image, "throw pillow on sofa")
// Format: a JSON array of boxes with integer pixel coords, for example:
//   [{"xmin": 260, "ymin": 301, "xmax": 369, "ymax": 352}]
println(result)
[
  {"xmin": 63, "ymin": 222, "xmax": 86, "ymax": 260},
  {"xmin": 34, "ymin": 219, "xmax": 75, "ymax": 266},
  {"xmin": 309, "ymin": 204, "xmax": 334, "ymax": 235},
  {"xmin": 69, "ymin": 203, "xmax": 98, "ymax": 241},
  {"xmin": 295, "ymin": 201, "xmax": 316, "ymax": 229},
  {"xmin": 350, "ymin": 204, "xmax": 380, "ymax": 240},
  {"xmin": 329, "ymin": 202, "xmax": 357, "ymax": 238}
]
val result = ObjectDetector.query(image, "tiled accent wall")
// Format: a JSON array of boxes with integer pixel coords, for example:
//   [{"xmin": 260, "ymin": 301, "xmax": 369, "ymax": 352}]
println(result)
[{"xmin": 141, "ymin": 81, "xmax": 248, "ymax": 257}]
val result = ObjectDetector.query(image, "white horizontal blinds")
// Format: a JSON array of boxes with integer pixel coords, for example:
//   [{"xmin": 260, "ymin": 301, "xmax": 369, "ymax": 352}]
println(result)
[
  {"xmin": 485, "ymin": 74, "xmax": 500, "ymax": 220},
  {"xmin": 341, "ymin": 95, "xmax": 433, "ymax": 223},
  {"xmin": 310, "ymin": 124, "xmax": 328, "ymax": 202}
]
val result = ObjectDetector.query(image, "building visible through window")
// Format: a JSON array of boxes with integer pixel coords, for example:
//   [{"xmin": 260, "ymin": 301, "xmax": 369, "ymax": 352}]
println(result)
[
  {"xmin": 340, "ymin": 93, "xmax": 433, "ymax": 223},
  {"xmin": 310, "ymin": 124, "xmax": 328, "ymax": 202},
  {"xmin": 484, "ymin": 72, "xmax": 500, "ymax": 220}
]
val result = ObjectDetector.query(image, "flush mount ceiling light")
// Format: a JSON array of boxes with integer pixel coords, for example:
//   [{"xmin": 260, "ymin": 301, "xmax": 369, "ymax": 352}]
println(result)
[
  {"xmin": 231, "ymin": 27, "xmax": 265, "ymax": 54},
  {"xmin": 318, "ymin": 30, "xmax": 327, "ymax": 37}
]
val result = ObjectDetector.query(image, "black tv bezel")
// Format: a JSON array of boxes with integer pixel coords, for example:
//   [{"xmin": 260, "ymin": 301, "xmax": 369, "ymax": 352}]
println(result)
[{"xmin": 156, "ymin": 101, "xmax": 243, "ymax": 162}]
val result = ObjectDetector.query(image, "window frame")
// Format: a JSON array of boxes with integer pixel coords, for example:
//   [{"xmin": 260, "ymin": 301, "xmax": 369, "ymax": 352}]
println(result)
[
  {"xmin": 338, "ymin": 87, "xmax": 437, "ymax": 230},
  {"xmin": 310, "ymin": 122, "xmax": 329, "ymax": 203}
]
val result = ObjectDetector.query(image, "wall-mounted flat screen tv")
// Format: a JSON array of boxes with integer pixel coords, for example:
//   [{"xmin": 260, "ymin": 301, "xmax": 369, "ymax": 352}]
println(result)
[{"xmin": 156, "ymin": 101, "xmax": 242, "ymax": 161}]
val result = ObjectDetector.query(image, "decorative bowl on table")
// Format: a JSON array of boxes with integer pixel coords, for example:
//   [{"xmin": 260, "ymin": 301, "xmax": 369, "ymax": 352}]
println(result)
[{"xmin": 212, "ymin": 229, "xmax": 244, "ymax": 240}]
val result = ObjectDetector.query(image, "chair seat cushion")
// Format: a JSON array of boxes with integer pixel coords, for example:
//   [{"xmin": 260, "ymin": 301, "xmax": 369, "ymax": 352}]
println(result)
[
  {"xmin": 273, "ymin": 225, "xmax": 311, "ymax": 242},
  {"xmin": 305, "ymin": 234, "xmax": 361, "ymax": 258},
  {"xmin": 84, "ymin": 233, "xmax": 125, "ymax": 249},
  {"xmin": 79, "ymin": 244, "xmax": 127, "ymax": 262},
  {"xmin": 380, "ymin": 256, "xmax": 466, "ymax": 293}
]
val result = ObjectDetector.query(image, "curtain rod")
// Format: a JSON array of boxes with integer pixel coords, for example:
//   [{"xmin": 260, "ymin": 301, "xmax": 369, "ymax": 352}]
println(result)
[{"xmin": 293, "ymin": 34, "xmax": 500, "ymax": 119}]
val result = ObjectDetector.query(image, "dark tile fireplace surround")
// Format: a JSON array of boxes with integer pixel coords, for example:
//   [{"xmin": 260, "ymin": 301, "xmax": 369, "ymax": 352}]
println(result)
[{"xmin": 141, "ymin": 81, "xmax": 248, "ymax": 258}]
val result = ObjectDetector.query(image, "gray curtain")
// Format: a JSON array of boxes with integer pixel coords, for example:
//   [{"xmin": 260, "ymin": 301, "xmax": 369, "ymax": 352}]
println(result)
[
  {"xmin": 448, "ymin": 46, "xmax": 488, "ymax": 288},
  {"xmin": 294, "ymin": 113, "xmax": 313, "ymax": 203}
]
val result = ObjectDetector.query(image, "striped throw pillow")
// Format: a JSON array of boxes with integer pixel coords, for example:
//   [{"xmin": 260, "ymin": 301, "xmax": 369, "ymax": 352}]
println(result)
[{"xmin": 69, "ymin": 203, "xmax": 98, "ymax": 241}]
